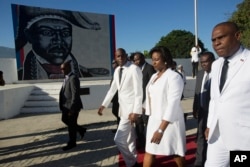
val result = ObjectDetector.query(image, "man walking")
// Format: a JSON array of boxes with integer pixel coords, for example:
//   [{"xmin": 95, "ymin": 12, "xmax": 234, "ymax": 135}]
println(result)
[
  {"xmin": 98, "ymin": 48, "xmax": 142, "ymax": 167},
  {"xmin": 205, "ymin": 21, "xmax": 250, "ymax": 166},
  {"xmin": 59, "ymin": 61, "xmax": 86, "ymax": 151},
  {"xmin": 131, "ymin": 52, "xmax": 156, "ymax": 149},
  {"xmin": 192, "ymin": 52, "xmax": 215, "ymax": 167}
]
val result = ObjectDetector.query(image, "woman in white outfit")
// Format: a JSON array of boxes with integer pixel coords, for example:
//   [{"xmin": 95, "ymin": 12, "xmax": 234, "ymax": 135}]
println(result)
[{"xmin": 143, "ymin": 46, "xmax": 186, "ymax": 167}]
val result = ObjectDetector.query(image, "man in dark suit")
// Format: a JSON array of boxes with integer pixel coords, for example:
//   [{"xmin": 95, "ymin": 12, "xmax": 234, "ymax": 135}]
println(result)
[
  {"xmin": 59, "ymin": 61, "xmax": 86, "ymax": 151},
  {"xmin": 131, "ymin": 52, "xmax": 156, "ymax": 149},
  {"xmin": 192, "ymin": 52, "xmax": 215, "ymax": 167}
]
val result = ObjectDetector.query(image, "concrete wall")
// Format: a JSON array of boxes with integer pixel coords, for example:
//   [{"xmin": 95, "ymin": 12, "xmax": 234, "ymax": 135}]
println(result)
[
  {"xmin": 146, "ymin": 58, "xmax": 194, "ymax": 77},
  {"xmin": 0, "ymin": 58, "xmax": 18, "ymax": 84},
  {"xmin": 81, "ymin": 84, "xmax": 110, "ymax": 110},
  {"xmin": 0, "ymin": 77, "xmax": 196, "ymax": 119},
  {"xmin": 0, "ymin": 84, "xmax": 34, "ymax": 119},
  {"xmin": 183, "ymin": 77, "xmax": 196, "ymax": 98}
]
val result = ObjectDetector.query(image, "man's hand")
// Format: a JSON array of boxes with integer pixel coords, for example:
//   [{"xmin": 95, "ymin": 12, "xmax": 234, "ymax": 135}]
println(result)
[
  {"xmin": 128, "ymin": 113, "xmax": 139, "ymax": 124},
  {"xmin": 68, "ymin": 111, "xmax": 73, "ymax": 116},
  {"xmin": 98, "ymin": 106, "xmax": 105, "ymax": 116},
  {"xmin": 142, "ymin": 108, "xmax": 145, "ymax": 114},
  {"xmin": 205, "ymin": 128, "xmax": 209, "ymax": 140}
]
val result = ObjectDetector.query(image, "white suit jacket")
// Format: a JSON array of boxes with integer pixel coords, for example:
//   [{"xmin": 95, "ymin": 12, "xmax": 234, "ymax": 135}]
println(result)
[
  {"xmin": 207, "ymin": 47, "xmax": 250, "ymax": 150},
  {"xmin": 144, "ymin": 68, "xmax": 184, "ymax": 122},
  {"xmin": 102, "ymin": 61, "xmax": 143, "ymax": 119}
]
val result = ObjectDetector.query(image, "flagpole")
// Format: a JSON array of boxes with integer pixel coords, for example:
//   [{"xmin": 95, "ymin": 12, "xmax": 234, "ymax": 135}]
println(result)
[{"xmin": 194, "ymin": 0, "xmax": 198, "ymax": 46}]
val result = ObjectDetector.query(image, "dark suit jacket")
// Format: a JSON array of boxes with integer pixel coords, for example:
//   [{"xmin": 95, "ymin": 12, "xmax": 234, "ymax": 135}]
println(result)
[
  {"xmin": 142, "ymin": 62, "xmax": 156, "ymax": 102},
  {"xmin": 193, "ymin": 70, "xmax": 211, "ymax": 113},
  {"xmin": 59, "ymin": 73, "xmax": 83, "ymax": 113}
]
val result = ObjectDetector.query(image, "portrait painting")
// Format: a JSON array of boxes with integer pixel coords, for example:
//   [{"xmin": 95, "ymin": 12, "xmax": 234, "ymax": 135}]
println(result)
[{"xmin": 11, "ymin": 4, "xmax": 116, "ymax": 80}]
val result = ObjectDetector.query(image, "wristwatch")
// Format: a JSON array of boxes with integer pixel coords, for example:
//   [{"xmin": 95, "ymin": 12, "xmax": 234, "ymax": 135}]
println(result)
[{"xmin": 157, "ymin": 129, "xmax": 164, "ymax": 134}]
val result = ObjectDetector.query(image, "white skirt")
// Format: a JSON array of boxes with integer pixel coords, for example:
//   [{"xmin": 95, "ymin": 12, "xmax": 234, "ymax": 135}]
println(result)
[{"xmin": 145, "ymin": 116, "xmax": 186, "ymax": 156}]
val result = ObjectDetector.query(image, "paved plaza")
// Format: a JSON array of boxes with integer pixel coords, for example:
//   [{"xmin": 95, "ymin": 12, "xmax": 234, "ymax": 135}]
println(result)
[{"xmin": 0, "ymin": 98, "xmax": 196, "ymax": 167}]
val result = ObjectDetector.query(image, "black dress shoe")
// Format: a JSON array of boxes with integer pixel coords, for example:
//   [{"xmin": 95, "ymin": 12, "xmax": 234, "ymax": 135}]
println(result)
[
  {"xmin": 79, "ymin": 127, "xmax": 87, "ymax": 139},
  {"xmin": 132, "ymin": 162, "xmax": 140, "ymax": 167},
  {"xmin": 62, "ymin": 144, "xmax": 76, "ymax": 151},
  {"xmin": 111, "ymin": 129, "xmax": 117, "ymax": 133}
]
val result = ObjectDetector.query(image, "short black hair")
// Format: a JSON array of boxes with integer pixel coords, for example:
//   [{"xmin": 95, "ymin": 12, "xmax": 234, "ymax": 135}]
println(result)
[
  {"xmin": 200, "ymin": 51, "xmax": 216, "ymax": 62},
  {"xmin": 130, "ymin": 51, "xmax": 145, "ymax": 62},
  {"xmin": 117, "ymin": 48, "xmax": 127, "ymax": 56}
]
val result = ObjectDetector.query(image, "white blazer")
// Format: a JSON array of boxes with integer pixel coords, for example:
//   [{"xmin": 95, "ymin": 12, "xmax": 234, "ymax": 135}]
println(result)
[
  {"xmin": 207, "ymin": 47, "xmax": 250, "ymax": 150},
  {"xmin": 145, "ymin": 68, "xmax": 184, "ymax": 122},
  {"xmin": 102, "ymin": 61, "xmax": 143, "ymax": 119}
]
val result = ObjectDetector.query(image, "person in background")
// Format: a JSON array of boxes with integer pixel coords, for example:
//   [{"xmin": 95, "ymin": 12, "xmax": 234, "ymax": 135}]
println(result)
[
  {"xmin": 192, "ymin": 52, "xmax": 215, "ymax": 167},
  {"xmin": 190, "ymin": 45, "xmax": 202, "ymax": 78},
  {"xmin": 143, "ymin": 46, "xmax": 186, "ymax": 167},
  {"xmin": 59, "ymin": 61, "xmax": 86, "ymax": 151},
  {"xmin": 205, "ymin": 21, "xmax": 250, "ymax": 166},
  {"xmin": 98, "ymin": 48, "xmax": 142, "ymax": 167},
  {"xmin": 172, "ymin": 61, "xmax": 184, "ymax": 100},
  {"xmin": 131, "ymin": 51, "xmax": 156, "ymax": 149},
  {"xmin": 177, "ymin": 64, "xmax": 186, "ymax": 85},
  {"xmin": 0, "ymin": 71, "xmax": 5, "ymax": 86},
  {"xmin": 110, "ymin": 60, "xmax": 120, "ymax": 133}
]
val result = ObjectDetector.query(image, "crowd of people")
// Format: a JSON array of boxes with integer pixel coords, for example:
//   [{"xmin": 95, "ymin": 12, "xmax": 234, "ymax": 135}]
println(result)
[
  {"xmin": 2, "ymin": 21, "xmax": 248, "ymax": 167},
  {"xmin": 96, "ymin": 21, "xmax": 250, "ymax": 167}
]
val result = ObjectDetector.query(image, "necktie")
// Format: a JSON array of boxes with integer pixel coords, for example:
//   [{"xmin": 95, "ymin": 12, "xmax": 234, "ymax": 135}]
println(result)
[
  {"xmin": 219, "ymin": 58, "xmax": 229, "ymax": 92},
  {"xmin": 201, "ymin": 73, "xmax": 209, "ymax": 108},
  {"xmin": 204, "ymin": 73, "xmax": 209, "ymax": 88},
  {"xmin": 119, "ymin": 67, "xmax": 123, "ymax": 83}
]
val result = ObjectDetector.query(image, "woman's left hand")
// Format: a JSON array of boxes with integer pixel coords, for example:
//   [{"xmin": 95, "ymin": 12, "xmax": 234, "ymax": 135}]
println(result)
[{"xmin": 151, "ymin": 130, "xmax": 163, "ymax": 144}]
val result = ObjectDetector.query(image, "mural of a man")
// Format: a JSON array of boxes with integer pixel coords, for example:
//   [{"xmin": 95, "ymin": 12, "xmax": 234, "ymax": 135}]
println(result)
[{"xmin": 13, "ymin": 5, "xmax": 101, "ymax": 80}]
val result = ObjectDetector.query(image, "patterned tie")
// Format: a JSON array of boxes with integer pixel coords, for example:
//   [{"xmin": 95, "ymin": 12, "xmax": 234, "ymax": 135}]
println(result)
[
  {"xmin": 219, "ymin": 58, "xmax": 229, "ymax": 92},
  {"xmin": 119, "ymin": 67, "xmax": 123, "ymax": 83}
]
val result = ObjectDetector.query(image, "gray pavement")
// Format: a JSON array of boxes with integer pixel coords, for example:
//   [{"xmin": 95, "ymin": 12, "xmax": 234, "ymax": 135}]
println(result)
[{"xmin": 0, "ymin": 97, "xmax": 196, "ymax": 167}]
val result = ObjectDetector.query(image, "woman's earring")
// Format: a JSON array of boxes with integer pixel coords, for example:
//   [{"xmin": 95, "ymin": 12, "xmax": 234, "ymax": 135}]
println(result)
[{"xmin": 165, "ymin": 62, "xmax": 167, "ymax": 65}]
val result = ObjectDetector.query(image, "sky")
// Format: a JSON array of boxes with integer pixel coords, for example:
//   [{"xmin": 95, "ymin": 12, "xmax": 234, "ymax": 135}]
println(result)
[{"xmin": 0, "ymin": 0, "xmax": 243, "ymax": 55}]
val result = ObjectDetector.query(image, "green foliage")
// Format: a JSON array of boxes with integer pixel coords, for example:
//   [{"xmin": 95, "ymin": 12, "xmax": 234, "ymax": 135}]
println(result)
[
  {"xmin": 143, "ymin": 50, "xmax": 150, "ymax": 58},
  {"xmin": 228, "ymin": 0, "xmax": 250, "ymax": 49},
  {"xmin": 154, "ymin": 30, "xmax": 206, "ymax": 58}
]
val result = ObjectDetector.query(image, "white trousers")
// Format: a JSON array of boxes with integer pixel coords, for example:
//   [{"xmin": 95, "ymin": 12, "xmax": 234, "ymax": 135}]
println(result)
[
  {"xmin": 205, "ymin": 136, "xmax": 230, "ymax": 167},
  {"xmin": 114, "ymin": 118, "xmax": 137, "ymax": 167}
]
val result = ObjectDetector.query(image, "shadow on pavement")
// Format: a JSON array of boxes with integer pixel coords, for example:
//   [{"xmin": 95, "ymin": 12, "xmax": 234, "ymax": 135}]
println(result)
[{"xmin": 0, "ymin": 121, "xmax": 119, "ymax": 167}]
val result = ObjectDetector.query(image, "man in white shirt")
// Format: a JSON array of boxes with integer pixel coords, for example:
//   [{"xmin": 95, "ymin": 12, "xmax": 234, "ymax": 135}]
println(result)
[
  {"xmin": 190, "ymin": 45, "xmax": 202, "ymax": 78},
  {"xmin": 205, "ymin": 21, "xmax": 250, "ymax": 167}
]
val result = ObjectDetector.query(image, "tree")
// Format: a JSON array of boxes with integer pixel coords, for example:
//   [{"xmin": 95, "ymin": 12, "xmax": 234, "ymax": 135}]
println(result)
[
  {"xmin": 143, "ymin": 50, "xmax": 150, "ymax": 58},
  {"xmin": 155, "ymin": 30, "xmax": 206, "ymax": 58},
  {"xmin": 228, "ymin": 0, "xmax": 250, "ymax": 48}
]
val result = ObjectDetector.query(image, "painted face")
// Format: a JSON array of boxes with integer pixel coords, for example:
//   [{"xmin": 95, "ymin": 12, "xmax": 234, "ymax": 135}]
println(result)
[
  {"xmin": 27, "ymin": 19, "xmax": 72, "ymax": 65},
  {"xmin": 151, "ymin": 52, "xmax": 165, "ymax": 71},
  {"xmin": 115, "ymin": 50, "xmax": 127, "ymax": 66},
  {"xmin": 211, "ymin": 24, "xmax": 240, "ymax": 58}
]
